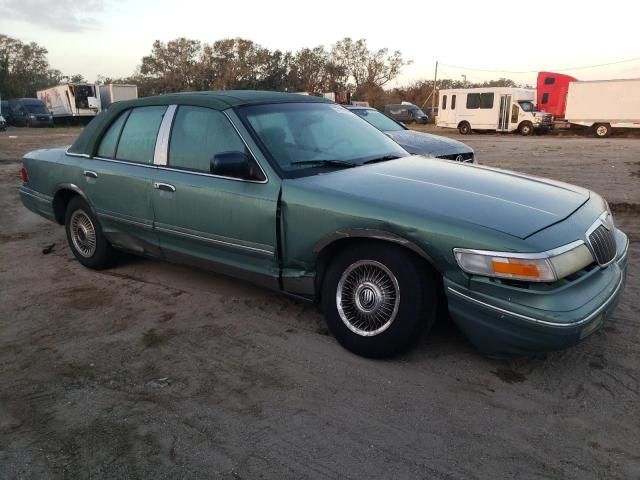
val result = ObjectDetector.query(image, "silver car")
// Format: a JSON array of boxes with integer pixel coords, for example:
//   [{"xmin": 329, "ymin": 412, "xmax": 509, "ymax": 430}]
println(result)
[{"xmin": 345, "ymin": 106, "xmax": 476, "ymax": 163}]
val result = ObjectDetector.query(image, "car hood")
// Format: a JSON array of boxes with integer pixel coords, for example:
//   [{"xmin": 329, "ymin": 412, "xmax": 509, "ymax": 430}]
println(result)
[
  {"xmin": 385, "ymin": 130, "xmax": 473, "ymax": 156},
  {"xmin": 288, "ymin": 156, "xmax": 590, "ymax": 239}
]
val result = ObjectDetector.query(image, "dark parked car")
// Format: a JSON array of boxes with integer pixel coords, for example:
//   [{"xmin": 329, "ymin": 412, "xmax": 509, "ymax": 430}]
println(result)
[
  {"xmin": 0, "ymin": 114, "xmax": 6, "ymax": 131},
  {"xmin": 384, "ymin": 103, "xmax": 429, "ymax": 124},
  {"xmin": 19, "ymin": 91, "xmax": 628, "ymax": 358},
  {"xmin": 8, "ymin": 98, "xmax": 53, "ymax": 127},
  {"xmin": 346, "ymin": 106, "xmax": 475, "ymax": 163}
]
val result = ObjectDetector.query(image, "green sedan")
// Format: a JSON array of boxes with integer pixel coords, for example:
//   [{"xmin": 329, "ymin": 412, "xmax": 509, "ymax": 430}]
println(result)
[{"xmin": 19, "ymin": 91, "xmax": 629, "ymax": 357}]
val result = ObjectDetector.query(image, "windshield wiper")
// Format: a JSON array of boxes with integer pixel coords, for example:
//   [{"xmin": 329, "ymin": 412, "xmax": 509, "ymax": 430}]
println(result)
[
  {"xmin": 363, "ymin": 155, "xmax": 402, "ymax": 165},
  {"xmin": 290, "ymin": 159, "xmax": 357, "ymax": 168}
]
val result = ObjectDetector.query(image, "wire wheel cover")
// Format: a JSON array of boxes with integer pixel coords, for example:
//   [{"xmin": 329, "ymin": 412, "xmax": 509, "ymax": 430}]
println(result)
[
  {"xmin": 336, "ymin": 260, "xmax": 400, "ymax": 336},
  {"xmin": 70, "ymin": 210, "xmax": 97, "ymax": 258}
]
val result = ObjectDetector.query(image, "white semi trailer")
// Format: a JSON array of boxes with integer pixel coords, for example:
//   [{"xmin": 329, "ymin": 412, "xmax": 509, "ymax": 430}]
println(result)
[
  {"xmin": 38, "ymin": 83, "xmax": 101, "ymax": 121},
  {"xmin": 437, "ymin": 87, "xmax": 553, "ymax": 135},
  {"xmin": 37, "ymin": 83, "xmax": 139, "ymax": 121},
  {"xmin": 564, "ymin": 78, "xmax": 640, "ymax": 137}
]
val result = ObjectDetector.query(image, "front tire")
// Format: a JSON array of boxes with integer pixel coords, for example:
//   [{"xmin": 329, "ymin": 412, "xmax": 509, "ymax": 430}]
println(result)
[
  {"xmin": 518, "ymin": 121, "xmax": 534, "ymax": 136},
  {"xmin": 593, "ymin": 123, "xmax": 611, "ymax": 138},
  {"xmin": 65, "ymin": 196, "xmax": 117, "ymax": 269},
  {"xmin": 321, "ymin": 243, "xmax": 437, "ymax": 358}
]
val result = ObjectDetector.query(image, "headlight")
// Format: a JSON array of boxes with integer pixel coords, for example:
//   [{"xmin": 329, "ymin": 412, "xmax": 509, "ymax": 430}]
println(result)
[
  {"xmin": 29, "ymin": 114, "xmax": 36, "ymax": 119},
  {"xmin": 454, "ymin": 240, "xmax": 594, "ymax": 282}
]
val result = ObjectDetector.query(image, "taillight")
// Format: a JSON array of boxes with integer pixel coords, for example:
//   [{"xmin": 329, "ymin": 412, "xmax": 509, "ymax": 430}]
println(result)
[{"xmin": 20, "ymin": 167, "xmax": 29, "ymax": 183}]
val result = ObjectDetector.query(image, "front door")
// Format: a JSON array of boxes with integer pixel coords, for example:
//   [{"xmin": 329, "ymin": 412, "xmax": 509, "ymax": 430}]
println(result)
[
  {"xmin": 81, "ymin": 105, "xmax": 167, "ymax": 255},
  {"xmin": 497, "ymin": 94, "xmax": 511, "ymax": 131},
  {"xmin": 151, "ymin": 105, "xmax": 280, "ymax": 287}
]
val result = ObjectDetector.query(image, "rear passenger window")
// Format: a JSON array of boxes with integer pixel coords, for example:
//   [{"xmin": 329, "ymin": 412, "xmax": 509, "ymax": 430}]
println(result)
[
  {"xmin": 451, "ymin": 95, "xmax": 456, "ymax": 110},
  {"xmin": 466, "ymin": 93, "xmax": 481, "ymax": 109},
  {"xmin": 168, "ymin": 106, "xmax": 248, "ymax": 174},
  {"xmin": 116, "ymin": 106, "xmax": 166, "ymax": 163},
  {"xmin": 544, "ymin": 77, "xmax": 555, "ymax": 85},
  {"xmin": 480, "ymin": 93, "xmax": 494, "ymax": 109},
  {"xmin": 442, "ymin": 95, "xmax": 447, "ymax": 110},
  {"xmin": 97, "ymin": 110, "xmax": 129, "ymax": 158}
]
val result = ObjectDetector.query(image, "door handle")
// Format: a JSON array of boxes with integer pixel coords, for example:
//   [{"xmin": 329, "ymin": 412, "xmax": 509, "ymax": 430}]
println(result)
[
  {"xmin": 83, "ymin": 170, "xmax": 98, "ymax": 179},
  {"xmin": 154, "ymin": 182, "xmax": 176, "ymax": 193}
]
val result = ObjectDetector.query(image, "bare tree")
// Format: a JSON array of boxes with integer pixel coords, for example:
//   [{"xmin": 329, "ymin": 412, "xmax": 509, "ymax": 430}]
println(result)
[{"xmin": 331, "ymin": 38, "xmax": 408, "ymax": 98}]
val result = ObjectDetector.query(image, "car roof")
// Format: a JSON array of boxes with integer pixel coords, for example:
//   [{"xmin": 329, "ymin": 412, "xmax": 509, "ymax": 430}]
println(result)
[
  {"xmin": 68, "ymin": 90, "xmax": 333, "ymax": 156},
  {"xmin": 120, "ymin": 90, "xmax": 332, "ymax": 111}
]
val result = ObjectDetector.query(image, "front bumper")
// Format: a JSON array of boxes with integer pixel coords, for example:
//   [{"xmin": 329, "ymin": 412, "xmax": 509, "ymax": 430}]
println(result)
[
  {"xmin": 445, "ymin": 230, "xmax": 629, "ymax": 355},
  {"xmin": 534, "ymin": 122, "xmax": 554, "ymax": 131}
]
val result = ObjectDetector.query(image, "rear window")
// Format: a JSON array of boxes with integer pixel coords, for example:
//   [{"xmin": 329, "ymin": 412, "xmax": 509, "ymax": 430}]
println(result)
[
  {"xmin": 480, "ymin": 93, "xmax": 494, "ymax": 109},
  {"xmin": 116, "ymin": 106, "xmax": 166, "ymax": 163},
  {"xmin": 451, "ymin": 95, "xmax": 456, "ymax": 110},
  {"xmin": 97, "ymin": 110, "xmax": 129, "ymax": 158},
  {"xmin": 544, "ymin": 77, "xmax": 555, "ymax": 85},
  {"xmin": 441, "ymin": 95, "xmax": 447, "ymax": 110}
]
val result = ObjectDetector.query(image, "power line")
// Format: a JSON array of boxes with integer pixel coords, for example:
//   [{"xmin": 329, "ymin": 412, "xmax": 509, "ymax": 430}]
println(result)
[{"xmin": 439, "ymin": 56, "xmax": 640, "ymax": 74}]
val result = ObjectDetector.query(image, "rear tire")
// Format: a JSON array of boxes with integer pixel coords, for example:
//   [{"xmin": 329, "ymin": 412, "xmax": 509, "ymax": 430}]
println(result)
[
  {"xmin": 65, "ymin": 196, "xmax": 117, "ymax": 269},
  {"xmin": 321, "ymin": 243, "xmax": 437, "ymax": 358},
  {"xmin": 458, "ymin": 121, "xmax": 471, "ymax": 135},
  {"xmin": 593, "ymin": 123, "xmax": 611, "ymax": 138}
]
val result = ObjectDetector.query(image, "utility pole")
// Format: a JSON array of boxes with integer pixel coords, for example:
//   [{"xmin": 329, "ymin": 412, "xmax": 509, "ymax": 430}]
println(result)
[{"xmin": 431, "ymin": 60, "xmax": 438, "ymax": 118}]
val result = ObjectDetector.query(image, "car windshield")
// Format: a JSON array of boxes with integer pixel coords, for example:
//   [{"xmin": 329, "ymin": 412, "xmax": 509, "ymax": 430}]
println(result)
[
  {"xmin": 351, "ymin": 108, "xmax": 405, "ymax": 132},
  {"xmin": 413, "ymin": 108, "xmax": 426, "ymax": 116},
  {"xmin": 240, "ymin": 102, "xmax": 408, "ymax": 177},
  {"xmin": 518, "ymin": 101, "xmax": 534, "ymax": 112},
  {"xmin": 25, "ymin": 104, "xmax": 48, "ymax": 114}
]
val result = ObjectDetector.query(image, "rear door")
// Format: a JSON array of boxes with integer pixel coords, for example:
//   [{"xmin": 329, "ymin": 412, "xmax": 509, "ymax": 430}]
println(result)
[
  {"xmin": 151, "ymin": 105, "xmax": 280, "ymax": 286},
  {"xmin": 80, "ymin": 105, "xmax": 166, "ymax": 255}
]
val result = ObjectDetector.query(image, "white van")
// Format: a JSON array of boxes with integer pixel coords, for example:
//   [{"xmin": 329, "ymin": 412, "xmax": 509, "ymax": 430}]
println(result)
[{"xmin": 436, "ymin": 87, "xmax": 553, "ymax": 135}]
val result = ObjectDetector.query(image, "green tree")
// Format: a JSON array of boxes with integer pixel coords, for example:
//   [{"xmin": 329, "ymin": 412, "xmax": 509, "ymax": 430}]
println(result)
[
  {"xmin": 139, "ymin": 38, "xmax": 202, "ymax": 94},
  {"xmin": 0, "ymin": 34, "xmax": 58, "ymax": 97},
  {"xmin": 199, "ymin": 38, "xmax": 272, "ymax": 90}
]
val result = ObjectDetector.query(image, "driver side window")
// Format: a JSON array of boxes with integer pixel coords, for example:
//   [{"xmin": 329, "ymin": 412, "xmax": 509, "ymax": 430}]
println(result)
[{"xmin": 168, "ymin": 106, "xmax": 260, "ymax": 179}]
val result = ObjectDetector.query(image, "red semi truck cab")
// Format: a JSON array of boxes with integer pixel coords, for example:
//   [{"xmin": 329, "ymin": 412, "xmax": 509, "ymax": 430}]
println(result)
[{"xmin": 537, "ymin": 71, "xmax": 578, "ymax": 118}]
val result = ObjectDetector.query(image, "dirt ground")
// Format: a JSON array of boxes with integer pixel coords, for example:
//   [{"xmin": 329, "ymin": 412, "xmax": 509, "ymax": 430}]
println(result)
[{"xmin": 0, "ymin": 126, "xmax": 639, "ymax": 479}]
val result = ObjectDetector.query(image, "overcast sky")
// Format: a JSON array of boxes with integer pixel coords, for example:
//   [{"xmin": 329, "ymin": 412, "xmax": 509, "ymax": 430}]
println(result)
[{"xmin": 2, "ymin": 0, "xmax": 639, "ymax": 86}]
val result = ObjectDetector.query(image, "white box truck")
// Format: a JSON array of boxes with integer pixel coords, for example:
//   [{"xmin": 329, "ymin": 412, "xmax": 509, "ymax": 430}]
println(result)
[
  {"xmin": 437, "ymin": 87, "xmax": 553, "ymax": 135},
  {"xmin": 38, "ymin": 83, "xmax": 101, "ymax": 121},
  {"xmin": 99, "ymin": 84, "xmax": 138, "ymax": 110},
  {"xmin": 564, "ymin": 78, "xmax": 640, "ymax": 137}
]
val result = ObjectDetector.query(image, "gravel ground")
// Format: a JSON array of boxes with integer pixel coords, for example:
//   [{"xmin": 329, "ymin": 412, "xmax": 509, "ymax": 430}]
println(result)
[{"xmin": 0, "ymin": 125, "xmax": 638, "ymax": 479}]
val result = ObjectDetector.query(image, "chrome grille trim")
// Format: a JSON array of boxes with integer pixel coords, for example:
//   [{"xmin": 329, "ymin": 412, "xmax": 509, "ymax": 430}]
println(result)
[{"xmin": 586, "ymin": 212, "xmax": 617, "ymax": 267}]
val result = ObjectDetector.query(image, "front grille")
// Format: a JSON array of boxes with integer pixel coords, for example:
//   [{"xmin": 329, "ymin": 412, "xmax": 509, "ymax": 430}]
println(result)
[
  {"xmin": 437, "ymin": 152, "xmax": 474, "ymax": 163},
  {"xmin": 588, "ymin": 224, "xmax": 616, "ymax": 265}
]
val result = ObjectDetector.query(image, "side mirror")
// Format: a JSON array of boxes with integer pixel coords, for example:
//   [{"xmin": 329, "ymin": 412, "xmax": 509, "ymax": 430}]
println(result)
[{"xmin": 210, "ymin": 151, "xmax": 251, "ymax": 179}]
